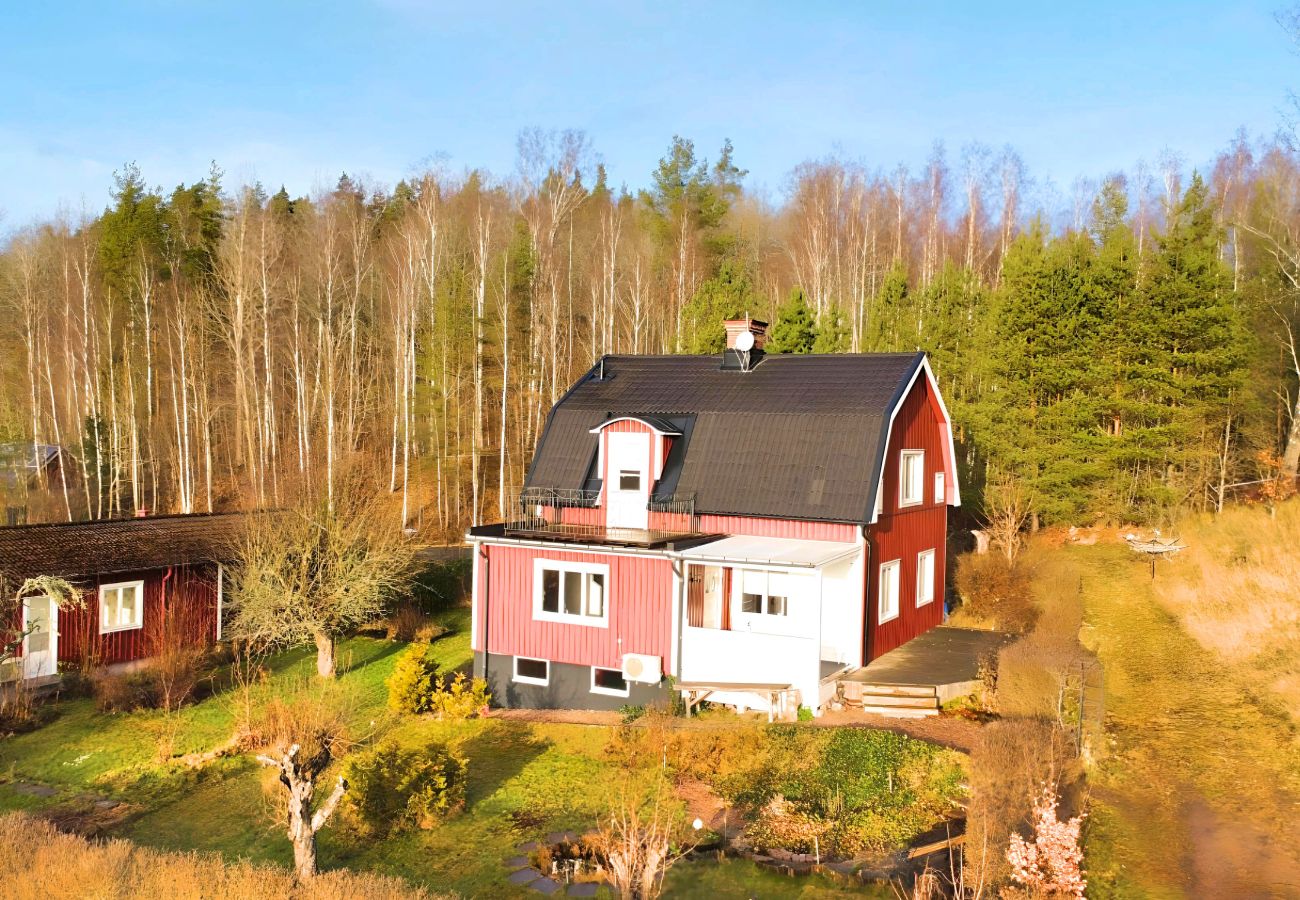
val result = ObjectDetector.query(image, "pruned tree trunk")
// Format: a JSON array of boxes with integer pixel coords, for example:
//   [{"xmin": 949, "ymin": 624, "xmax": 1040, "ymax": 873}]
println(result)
[
  {"xmin": 256, "ymin": 744, "xmax": 347, "ymax": 881},
  {"xmin": 314, "ymin": 632, "xmax": 335, "ymax": 678}
]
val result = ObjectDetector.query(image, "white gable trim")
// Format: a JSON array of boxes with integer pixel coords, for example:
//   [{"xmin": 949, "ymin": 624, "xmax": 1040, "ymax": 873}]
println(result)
[
  {"xmin": 588, "ymin": 416, "xmax": 681, "ymax": 436},
  {"xmin": 867, "ymin": 356, "xmax": 961, "ymax": 525}
]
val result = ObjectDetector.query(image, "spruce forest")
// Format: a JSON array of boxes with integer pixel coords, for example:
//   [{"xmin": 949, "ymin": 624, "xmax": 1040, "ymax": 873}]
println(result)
[{"xmin": 3, "ymin": 132, "xmax": 1298, "ymax": 535}]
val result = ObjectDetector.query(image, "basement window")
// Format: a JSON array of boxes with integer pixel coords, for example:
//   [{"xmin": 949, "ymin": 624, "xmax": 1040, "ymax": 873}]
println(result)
[
  {"xmin": 535, "ymin": 559, "xmax": 609, "ymax": 626},
  {"xmin": 99, "ymin": 580, "xmax": 144, "ymax": 634},
  {"xmin": 591, "ymin": 666, "xmax": 630, "ymax": 697},
  {"xmin": 900, "ymin": 450, "xmax": 925, "ymax": 507},
  {"xmin": 513, "ymin": 656, "xmax": 549, "ymax": 686}
]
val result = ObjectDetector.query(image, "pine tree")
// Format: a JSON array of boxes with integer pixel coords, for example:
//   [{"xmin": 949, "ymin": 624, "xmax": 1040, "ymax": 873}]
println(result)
[
  {"xmin": 680, "ymin": 260, "xmax": 758, "ymax": 353},
  {"xmin": 768, "ymin": 287, "xmax": 816, "ymax": 354}
]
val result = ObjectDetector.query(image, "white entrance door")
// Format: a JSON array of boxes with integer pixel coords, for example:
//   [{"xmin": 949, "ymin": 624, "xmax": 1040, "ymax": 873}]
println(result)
[
  {"xmin": 702, "ymin": 566, "xmax": 725, "ymax": 629},
  {"xmin": 606, "ymin": 432, "xmax": 650, "ymax": 529},
  {"xmin": 22, "ymin": 595, "xmax": 57, "ymax": 680}
]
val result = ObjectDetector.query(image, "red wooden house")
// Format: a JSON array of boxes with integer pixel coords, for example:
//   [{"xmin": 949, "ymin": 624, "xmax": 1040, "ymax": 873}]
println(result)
[
  {"xmin": 469, "ymin": 319, "xmax": 960, "ymax": 716},
  {"xmin": 1, "ymin": 513, "xmax": 242, "ymax": 682}
]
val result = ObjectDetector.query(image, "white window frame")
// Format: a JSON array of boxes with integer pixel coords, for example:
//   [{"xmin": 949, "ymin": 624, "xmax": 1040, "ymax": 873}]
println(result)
[
  {"xmin": 878, "ymin": 560, "xmax": 901, "ymax": 624},
  {"xmin": 916, "ymin": 549, "xmax": 936, "ymax": 607},
  {"xmin": 735, "ymin": 568, "xmax": 791, "ymax": 618},
  {"xmin": 532, "ymin": 558, "xmax": 610, "ymax": 628},
  {"xmin": 590, "ymin": 666, "xmax": 631, "ymax": 698},
  {"xmin": 99, "ymin": 579, "xmax": 145, "ymax": 634},
  {"xmin": 513, "ymin": 656, "xmax": 550, "ymax": 686},
  {"xmin": 934, "ymin": 471, "xmax": 945, "ymax": 504},
  {"xmin": 900, "ymin": 450, "xmax": 925, "ymax": 507}
]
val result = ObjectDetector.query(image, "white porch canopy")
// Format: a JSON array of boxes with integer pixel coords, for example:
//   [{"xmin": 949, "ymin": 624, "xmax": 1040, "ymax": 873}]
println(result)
[{"xmin": 675, "ymin": 535, "xmax": 857, "ymax": 569}]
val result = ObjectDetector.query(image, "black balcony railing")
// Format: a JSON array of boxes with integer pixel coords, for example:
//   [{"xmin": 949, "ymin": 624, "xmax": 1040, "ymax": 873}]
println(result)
[{"xmin": 503, "ymin": 487, "xmax": 703, "ymax": 547}]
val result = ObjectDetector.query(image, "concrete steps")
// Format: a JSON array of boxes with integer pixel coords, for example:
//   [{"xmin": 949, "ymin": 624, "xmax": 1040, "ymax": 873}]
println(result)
[{"xmin": 840, "ymin": 680, "xmax": 940, "ymax": 718}]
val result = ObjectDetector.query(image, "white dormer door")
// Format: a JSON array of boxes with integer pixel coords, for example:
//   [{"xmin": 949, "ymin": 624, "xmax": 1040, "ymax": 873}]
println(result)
[{"xmin": 606, "ymin": 431, "xmax": 650, "ymax": 530}]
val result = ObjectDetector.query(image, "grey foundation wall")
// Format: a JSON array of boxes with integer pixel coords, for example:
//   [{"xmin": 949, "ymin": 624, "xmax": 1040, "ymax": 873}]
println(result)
[{"xmin": 476, "ymin": 651, "xmax": 669, "ymax": 711}]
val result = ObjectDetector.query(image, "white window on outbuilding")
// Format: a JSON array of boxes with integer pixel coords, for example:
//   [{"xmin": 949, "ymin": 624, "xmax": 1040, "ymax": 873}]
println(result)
[
  {"xmin": 878, "ymin": 560, "xmax": 901, "ymax": 623},
  {"xmin": 900, "ymin": 450, "xmax": 925, "ymax": 507},
  {"xmin": 99, "ymin": 580, "xmax": 144, "ymax": 634},
  {"xmin": 934, "ymin": 471, "xmax": 946, "ymax": 504}
]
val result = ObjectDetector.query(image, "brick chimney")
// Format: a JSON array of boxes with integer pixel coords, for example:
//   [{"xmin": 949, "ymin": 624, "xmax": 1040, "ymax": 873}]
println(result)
[{"xmin": 723, "ymin": 317, "xmax": 768, "ymax": 351}]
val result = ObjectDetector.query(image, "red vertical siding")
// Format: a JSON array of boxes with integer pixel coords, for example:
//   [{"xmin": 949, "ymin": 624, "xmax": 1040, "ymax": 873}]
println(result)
[
  {"xmin": 58, "ymin": 564, "xmax": 220, "ymax": 668},
  {"xmin": 478, "ymin": 544, "xmax": 673, "ymax": 670},
  {"xmin": 647, "ymin": 510, "xmax": 856, "ymax": 542},
  {"xmin": 865, "ymin": 374, "xmax": 948, "ymax": 660}
]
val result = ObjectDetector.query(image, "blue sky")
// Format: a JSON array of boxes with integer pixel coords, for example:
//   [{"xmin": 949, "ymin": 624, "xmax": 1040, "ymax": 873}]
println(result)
[{"xmin": 0, "ymin": 1, "xmax": 1294, "ymax": 228}]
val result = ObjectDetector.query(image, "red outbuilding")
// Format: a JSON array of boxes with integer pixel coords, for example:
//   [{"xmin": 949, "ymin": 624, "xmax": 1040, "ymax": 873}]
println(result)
[
  {"xmin": 1, "ymin": 513, "xmax": 241, "ymax": 682},
  {"xmin": 469, "ymin": 319, "xmax": 960, "ymax": 716}
]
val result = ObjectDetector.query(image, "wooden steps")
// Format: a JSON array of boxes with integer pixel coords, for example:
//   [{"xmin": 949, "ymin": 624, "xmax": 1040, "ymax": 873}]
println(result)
[{"xmin": 839, "ymin": 680, "xmax": 940, "ymax": 718}]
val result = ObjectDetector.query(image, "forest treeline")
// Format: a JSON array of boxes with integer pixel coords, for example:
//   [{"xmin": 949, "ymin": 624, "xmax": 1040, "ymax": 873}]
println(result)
[{"xmin": 2, "ymin": 131, "xmax": 1299, "ymax": 535}]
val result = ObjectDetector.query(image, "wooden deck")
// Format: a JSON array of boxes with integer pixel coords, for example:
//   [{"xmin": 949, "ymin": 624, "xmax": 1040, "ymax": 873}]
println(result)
[{"xmin": 840, "ymin": 626, "xmax": 1013, "ymax": 708}]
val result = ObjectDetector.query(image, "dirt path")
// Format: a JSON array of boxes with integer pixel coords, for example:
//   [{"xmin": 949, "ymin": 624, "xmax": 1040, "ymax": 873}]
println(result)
[{"xmin": 1077, "ymin": 545, "xmax": 1300, "ymax": 897}]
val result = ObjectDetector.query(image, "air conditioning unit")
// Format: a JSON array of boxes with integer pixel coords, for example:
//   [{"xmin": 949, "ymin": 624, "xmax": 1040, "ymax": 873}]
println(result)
[{"xmin": 621, "ymin": 653, "xmax": 662, "ymax": 684}]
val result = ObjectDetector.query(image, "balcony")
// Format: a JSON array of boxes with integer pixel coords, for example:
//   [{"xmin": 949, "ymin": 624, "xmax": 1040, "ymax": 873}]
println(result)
[{"xmin": 480, "ymin": 487, "xmax": 708, "ymax": 548}]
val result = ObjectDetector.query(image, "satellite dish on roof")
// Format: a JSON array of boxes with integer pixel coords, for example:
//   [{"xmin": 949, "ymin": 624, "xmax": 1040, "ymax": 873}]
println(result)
[{"xmin": 734, "ymin": 330, "xmax": 755, "ymax": 352}]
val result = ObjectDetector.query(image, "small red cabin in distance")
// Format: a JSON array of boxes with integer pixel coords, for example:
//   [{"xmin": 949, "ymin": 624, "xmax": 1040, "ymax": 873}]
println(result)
[
  {"xmin": 0, "ymin": 513, "xmax": 241, "ymax": 684},
  {"xmin": 469, "ymin": 318, "xmax": 960, "ymax": 717}
]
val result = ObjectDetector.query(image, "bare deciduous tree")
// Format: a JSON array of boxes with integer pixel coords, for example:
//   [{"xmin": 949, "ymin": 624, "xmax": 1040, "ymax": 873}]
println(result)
[{"xmin": 226, "ymin": 486, "xmax": 415, "ymax": 678}]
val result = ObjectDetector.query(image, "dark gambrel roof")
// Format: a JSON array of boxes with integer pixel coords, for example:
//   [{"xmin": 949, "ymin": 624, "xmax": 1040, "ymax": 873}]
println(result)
[
  {"xmin": 525, "ymin": 352, "xmax": 926, "ymax": 524},
  {"xmin": 0, "ymin": 512, "xmax": 247, "ymax": 581}
]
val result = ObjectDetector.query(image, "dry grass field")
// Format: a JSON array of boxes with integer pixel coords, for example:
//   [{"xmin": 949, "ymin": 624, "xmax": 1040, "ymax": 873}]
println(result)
[{"xmin": 0, "ymin": 812, "xmax": 438, "ymax": 900}]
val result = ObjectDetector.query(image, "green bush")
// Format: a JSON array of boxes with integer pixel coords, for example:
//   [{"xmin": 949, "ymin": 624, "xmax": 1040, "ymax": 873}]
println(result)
[
  {"xmin": 428, "ymin": 671, "xmax": 490, "ymax": 719},
  {"xmin": 386, "ymin": 645, "xmax": 490, "ymax": 717},
  {"xmin": 341, "ymin": 740, "xmax": 467, "ymax": 837},
  {"xmin": 387, "ymin": 645, "xmax": 442, "ymax": 714},
  {"xmin": 713, "ymin": 726, "xmax": 963, "ymax": 858}
]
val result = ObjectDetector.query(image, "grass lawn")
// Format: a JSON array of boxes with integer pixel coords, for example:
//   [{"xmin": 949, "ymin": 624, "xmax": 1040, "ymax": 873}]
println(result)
[
  {"xmin": 0, "ymin": 605, "xmax": 935, "ymax": 897},
  {"xmin": 1068, "ymin": 542, "xmax": 1300, "ymax": 897}
]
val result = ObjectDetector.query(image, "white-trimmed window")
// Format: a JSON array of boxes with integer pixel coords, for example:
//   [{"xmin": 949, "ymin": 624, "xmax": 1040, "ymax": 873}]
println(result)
[
  {"xmin": 916, "ymin": 549, "xmax": 936, "ymax": 607},
  {"xmin": 513, "ymin": 656, "xmax": 550, "ymax": 686},
  {"xmin": 533, "ymin": 559, "xmax": 609, "ymax": 626},
  {"xmin": 591, "ymin": 666, "xmax": 630, "ymax": 697},
  {"xmin": 99, "ymin": 580, "xmax": 144, "ymax": 634},
  {"xmin": 900, "ymin": 450, "xmax": 925, "ymax": 507},
  {"xmin": 618, "ymin": 469, "xmax": 641, "ymax": 491},
  {"xmin": 738, "ymin": 569, "xmax": 790, "ymax": 617},
  {"xmin": 878, "ymin": 560, "xmax": 901, "ymax": 623},
  {"xmin": 934, "ymin": 471, "xmax": 946, "ymax": 504}
]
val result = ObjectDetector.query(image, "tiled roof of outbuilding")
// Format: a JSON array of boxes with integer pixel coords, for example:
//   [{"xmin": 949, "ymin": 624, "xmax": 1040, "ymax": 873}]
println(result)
[
  {"xmin": 525, "ymin": 352, "xmax": 926, "ymax": 524},
  {"xmin": 0, "ymin": 512, "xmax": 246, "ymax": 581}
]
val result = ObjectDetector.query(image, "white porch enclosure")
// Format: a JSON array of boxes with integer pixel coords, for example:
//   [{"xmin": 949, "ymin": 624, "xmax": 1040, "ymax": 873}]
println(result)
[{"xmin": 676, "ymin": 535, "xmax": 862, "ymax": 716}]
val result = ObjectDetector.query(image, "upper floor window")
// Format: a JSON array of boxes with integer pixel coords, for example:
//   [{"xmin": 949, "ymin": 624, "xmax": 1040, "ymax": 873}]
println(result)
[
  {"xmin": 900, "ymin": 450, "xmax": 925, "ymax": 507},
  {"xmin": 916, "ymin": 549, "xmax": 936, "ymax": 607},
  {"xmin": 934, "ymin": 471, "xmax": 946, "ymax": 504},
  {"xmin": 879, "ymin": 560, "xmax": 901, "ymax": 623},
  {"xmin": 100, "ymin": 580, "xmax": 144, "ymax": 634},
  {"xmin": 534, "ymin": 559, "xmax": 608, "ymax": 627},
  {"xmin": 618, "ymin": 470, "xmax": 641, "ymax": 491}
]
